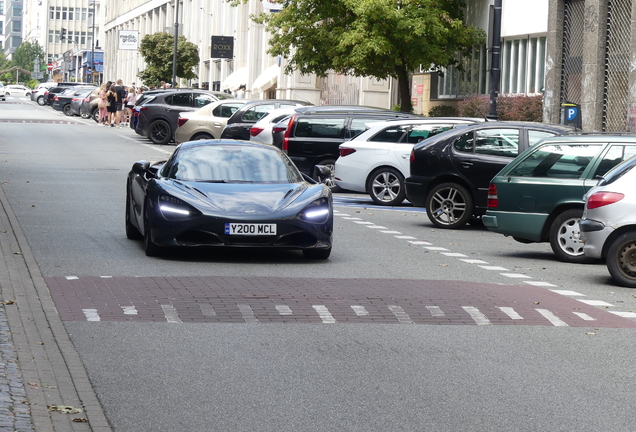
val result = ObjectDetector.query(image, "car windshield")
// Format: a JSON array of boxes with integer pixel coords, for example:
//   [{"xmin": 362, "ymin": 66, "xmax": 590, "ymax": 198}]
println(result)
[
  {"xmin": 162, "ymin": 145, "xmax": 304, "ymax": 183},
  {"xmin": 507, "ymin": 143, "xmax": 602, "ymax": 178}
]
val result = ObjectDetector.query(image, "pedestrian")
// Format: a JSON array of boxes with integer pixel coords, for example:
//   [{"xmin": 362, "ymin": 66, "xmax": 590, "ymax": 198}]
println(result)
[
  {"xmin": 160, "ymin": 81, "xmax": 167, "ymax": 89},
  {"xmin": 235, "ymin": 84, "xmax": 246, "ymax": 98},
  {"xmin": 124, "ymin": 86, "xmax": 135, "ymax": 126},
  {"xmin": 106, "ymin": 84, "xmax": 118, "ymax": 127},
  {"xmin": 97, "ymin": 83, "xmax": 109, "ymax": 126},
  {"xmin": 114, "ymin": 79, "xmax": 127, "ymax": 127}
]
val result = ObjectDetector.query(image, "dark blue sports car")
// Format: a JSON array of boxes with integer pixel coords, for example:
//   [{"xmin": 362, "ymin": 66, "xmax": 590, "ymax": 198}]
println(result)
[{"xmin": 125, "ymin": 140, "xmax": 333, "ymax": 258}]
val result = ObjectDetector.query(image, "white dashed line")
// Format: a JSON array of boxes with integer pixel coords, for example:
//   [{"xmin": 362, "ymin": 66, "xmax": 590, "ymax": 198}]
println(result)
[
  {"xmin": 408, "ymin": 241, "xmax": 433, "ymax": 245},
  {"xmin": 551, "ymin": 290, "xmax": 586, "ymax": 296},
  {"xmin": 313, "ymin": 305, "xmax": 337, "ymax": 323},
  {"xmin": 121, "ymin": 306, "xmax": 138, "ymax": 315},
  {"xmin": 276, "ymin": 305, "xmax": 293, "ymax": 315},
  {"xmin": 497, "ymin": 307, "xmax": 523, "ymax": 320},
  {"xmin": 395, "ymin": 236, "xmax": 417, "ymax": 239},
  {"xmin": 353, "ymin": 221, "xmax": 374, "ymax": 225},
  {"xmin": 609, "ymin": 311, "xmax": 636, "ymax": 318},
  {"xmin": 351, "ymin": 305, "xmax": 369, "ymax": 316},
  {"xmin": 577, "ymin": 299, "xmax": 614, "ymax": 307},
  {"xmin": 478, "ymin": 265, "xmax": 509, "ymax": 271},
  {"xmin": 523, "ymin": 281, "xmax": 557, "ymax": 287},
  {"xmin": 366, "ymin": 225, "xmax": 388, "ymax": 229},
  {"xmin": 425, "ymin": 246, "xmax": 450, "ymax": 251},
  {"xmin": 441, "ymin": 252, "xmax": 468, "ymax": 257},
  {"xmin": 572, "ymin": 312, "xmax": 596, "ymax": 321},
  {"xmin": 380, "ymin": 230, "xmax": 400, "ymax": 233},
  {"xmin": 341, "ymin": 217, "xmax": 362, "ymax": 220},
  {"xmin": 536, "ymin": 309, "xmax": 568, "ymax": 326},
  {"xmin": 161, "ymin": 304, "xmax": 182, "ymax": 323},
  {"xmin": 426, "ymin": 306, "xmax": 445, "ymax": 317},
  {"xmin": 238, "ymin": 304, "xmax": 259, "ymax": 323},
  {"xmin": 65, "ymin": 276, "xmax": 79, "ymax": 280},
  {"xmin": 462, "ymin": 306, "xmax": 491, "ymax": 325},
  {"xmin": 500, "ymin": 273, "xmax": 532, "ymax": 279},
  {"xmin": 459, "ymin": 259, "xmax": 489, "ymax": 264},
  {"xmin": 82, "ymin": 309, "xmax": 101, "ymax": 322},
  {"xmin": 200, "ymin": 304, "xmax": 217, "ymax": 316},
  {"xmin": 388, "ymin": 305, "xmax": 414, "ymax": 323}
]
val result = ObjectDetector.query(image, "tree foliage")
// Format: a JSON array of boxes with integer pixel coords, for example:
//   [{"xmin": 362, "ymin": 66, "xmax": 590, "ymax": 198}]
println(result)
[
  {"xmin": 12, "ymin": 40, "xmax": 46, "ymax": 72},
  {"xmin": 251, "ymin": 0, "xmax": 485, "ymax": 112},
  {"xmin": 138, "ymin": 32, "xmax": 200, "ymax": 86}
]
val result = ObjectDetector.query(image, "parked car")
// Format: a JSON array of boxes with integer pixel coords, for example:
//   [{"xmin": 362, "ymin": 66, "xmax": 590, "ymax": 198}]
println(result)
[
  {"xmin": 68, "ymin": 89, "xmax": 94, "ymax": 117},
  {"xmin": 5, "ymin": 85, "xmax": 32, "ymax": 97},
  {"xmin": 0, "ymin": 82, "xmax": 5, "ymax": 101},
  {"xmin": 79, "ymin": 87, "xmax": 102, "ymax": 120},
  {"xmin": 282, "ymin": 106, "xmax": 421, "ymax": 188},
  {"xmin": 125, "ymin": 140, "xmax": 333, "ymax": 258},
  {"xmin": 249, "ymin": 107, "xmax": 300, "ymax": 145},
  {"xmin": 405, "ymin": 122, "xmax": 574, "ymax": 229},
  {"xmin": 135, "ymin": 90, "xmax": 223, "ymax": 145},
  {"xmin": 580, "ymin": 155, "xmax": 636, "ymax": 286},
  {"xmin": 483, "ymin": 135, "xmax": 636, "ymax": 263},
  {"xmin": 220, "ymin": 100, "xmax": 312, "ymax": 141},
  {"xmin": 52, "ymin": 86, "xmax": 96, "ymax": 115},
  {"xmin": 175, "ymin": 99, "xmax": 251, "ymax": 144},
  {"xmin": 37, "ymin": 82, "xmax": 93, "ymax": 106},
  {"xmin": 335, "ymin": 118, "xmax": 483, "ymax": 205}
]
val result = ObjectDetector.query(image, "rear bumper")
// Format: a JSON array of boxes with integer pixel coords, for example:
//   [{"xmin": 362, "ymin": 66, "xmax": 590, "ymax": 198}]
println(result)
[
  {"xmin": 482, "ymin": 210, "xmax": 547, "ymax": 242},
  {"xmin": 404, "ymin": 176, "xmax": 429, "ymax": 207}
]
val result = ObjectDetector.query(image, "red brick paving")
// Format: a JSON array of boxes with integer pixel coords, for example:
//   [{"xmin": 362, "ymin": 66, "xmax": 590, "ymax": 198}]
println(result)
[{"xmin": 44, "ymin": 276, "xmax": 636, "ymax": 327}]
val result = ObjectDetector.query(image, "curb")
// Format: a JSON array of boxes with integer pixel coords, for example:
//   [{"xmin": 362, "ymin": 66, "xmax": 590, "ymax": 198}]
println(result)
[{"xmin": 0, "ymin": 185, "xmax": 112, "ymax": 432}]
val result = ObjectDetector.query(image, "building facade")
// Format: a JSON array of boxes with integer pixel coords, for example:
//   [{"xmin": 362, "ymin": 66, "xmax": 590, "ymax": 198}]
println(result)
[{"xmin": 3, "ymin": 0, "xmax": 23, "ymax": 59}]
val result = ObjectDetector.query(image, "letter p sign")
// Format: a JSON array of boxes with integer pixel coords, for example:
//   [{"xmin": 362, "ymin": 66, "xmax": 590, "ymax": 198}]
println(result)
[{"xmin": 567, "ymin": 107, "xmax": 578, "ymax": 121}]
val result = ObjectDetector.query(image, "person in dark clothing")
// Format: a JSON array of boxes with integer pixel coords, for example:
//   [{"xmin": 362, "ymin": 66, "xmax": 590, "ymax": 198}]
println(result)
[
  {"xmin": 106, "ymin": 84, "xmax": 118, "ymax": 127},
  {"xmin": 114, "ymin": 79, "xmax": 127, "ymax": 127}
]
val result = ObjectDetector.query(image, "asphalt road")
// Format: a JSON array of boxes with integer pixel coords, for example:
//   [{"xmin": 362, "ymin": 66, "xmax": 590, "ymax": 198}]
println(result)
[{"xmin": 2, "ymin": 95, "xmax": 636, "ymax": 431}]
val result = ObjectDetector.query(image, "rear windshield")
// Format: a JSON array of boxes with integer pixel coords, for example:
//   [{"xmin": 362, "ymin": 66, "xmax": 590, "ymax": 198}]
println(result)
[
  {"xmin": 507, "ymin": 144, "xmax": 602, "ymax": 178},
  {"xmin": 294, "ymin": 118, "xmax": 345, "ymax": 139}
]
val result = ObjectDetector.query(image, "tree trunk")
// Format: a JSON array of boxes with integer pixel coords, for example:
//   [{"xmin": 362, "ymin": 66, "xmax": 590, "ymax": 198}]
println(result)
[{"xmin": 396, "ymin": 65, "xmax": 412, "ymax": 113}]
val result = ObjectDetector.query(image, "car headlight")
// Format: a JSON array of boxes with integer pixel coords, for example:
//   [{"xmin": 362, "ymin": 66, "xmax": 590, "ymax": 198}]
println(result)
[
  {"xmin": 299, "ymin": 198, "xmax": 331, "ymax": 223},
  {"xmin": 159, "ymin": 195, "xmax": 200, "ymax": 219}
]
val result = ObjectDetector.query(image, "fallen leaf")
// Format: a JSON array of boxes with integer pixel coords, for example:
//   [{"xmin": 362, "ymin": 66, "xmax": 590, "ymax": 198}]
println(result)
[
  {"xmin": 534, "ymin": 302, "xmax": 540, "ymax": 305},
  {"xmin": 3, "ymin": 300, "xmax": 14, "ymax": 305},
  {"xmin": 13, "ymin": 252, "xmax": 22, "ymax": 255},
  {"xmin": 72, "ymin": 418, "xmax": 88, "ymax": 423},
  {"xmin": 585, "ymin": 332, "xmax": 596, "ymax": 336},
  {"xmin": 48, "ymin": 405, "xmax": 84, "ymax": 414},
  {"xmin": 27, "ymin": 382, "xmax": 38, "ymax": 386}
]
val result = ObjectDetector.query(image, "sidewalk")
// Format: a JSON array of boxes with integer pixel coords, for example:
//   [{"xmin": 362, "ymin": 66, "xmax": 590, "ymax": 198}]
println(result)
[{"xmin": 0, "ymin": 185, "xmax": 111, "ymax": 432}]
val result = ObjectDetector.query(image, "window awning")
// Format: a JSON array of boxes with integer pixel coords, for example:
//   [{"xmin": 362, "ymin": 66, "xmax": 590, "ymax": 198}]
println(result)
[
  {"xmin": 251, "ymin": 64, "xmax": 279, "ymax": 93},
  {"xmin": 221, "ymin": 67, "xmax": 249, "ymax": 91}
]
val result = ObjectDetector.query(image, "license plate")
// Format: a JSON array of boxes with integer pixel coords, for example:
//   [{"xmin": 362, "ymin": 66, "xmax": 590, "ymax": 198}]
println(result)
[{"xmin": 224, "ymin": 223, "xmax": 277, "ymax": 236}]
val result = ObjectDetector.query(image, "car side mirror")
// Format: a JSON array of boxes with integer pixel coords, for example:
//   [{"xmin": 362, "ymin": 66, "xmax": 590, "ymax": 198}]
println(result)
[
  {"xmin": 314, "ymin": 165, "xmax": 331, "ymax": 182},
  {"xmin": 132, "ymin": 161, "xmax": 150, "ymax": 176}
]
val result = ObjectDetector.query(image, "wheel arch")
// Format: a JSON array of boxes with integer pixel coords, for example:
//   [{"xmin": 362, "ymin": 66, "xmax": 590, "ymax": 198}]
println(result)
[
  {"xmin": 600, "ymin": 225, "xmax": 636, "ymax": 259},
  {"xmin": 365, "ymin": 164, "xmax": 406, "ymax": 194},
  {"xmin": 425, "ymin": 174, "xmax": 474, "ymax": 203},
  {"xmin": 539, "ymin": 203, "xmax": 584, "ymax": 242}
]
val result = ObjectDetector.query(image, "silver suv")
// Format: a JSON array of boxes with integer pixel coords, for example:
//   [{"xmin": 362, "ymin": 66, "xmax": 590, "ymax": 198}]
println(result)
[{"xmin": 581, "ymin": 156, "xmax": 636, "ymax": 287}]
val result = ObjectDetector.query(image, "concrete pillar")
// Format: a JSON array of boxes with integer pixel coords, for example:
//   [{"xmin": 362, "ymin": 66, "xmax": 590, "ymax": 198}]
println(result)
[
  {"xmin": 580, "ymin": 0, "xmax": 607, "ymax": 132},
  {"xmin": 544, "ymin": 0, "xmax": 564, "ymax": 125}
]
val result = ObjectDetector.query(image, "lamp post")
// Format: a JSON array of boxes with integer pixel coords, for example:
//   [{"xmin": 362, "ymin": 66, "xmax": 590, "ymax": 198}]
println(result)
[
  {"xmin": 171, "ymin": 0, "xmax": 180, "ymax": 87},
  {"xmin": 488, "ymin": 0, "xmax": 502, "ymax": 120},
  {"xmin": 90, "ymin": 1, "xmax": 96, "ymax": 84}
]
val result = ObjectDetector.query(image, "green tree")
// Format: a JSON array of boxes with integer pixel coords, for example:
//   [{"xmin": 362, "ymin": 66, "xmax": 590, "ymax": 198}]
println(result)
[
  {"xmin": 12, "ymin": 40, "xmax": 46, "ymax": 82},
  {"xmin": 250, "ymin": 0, "xmax": 485, "ymax": 112},
  {"xmin": 0, "ymin": 51, "xmax": 11, "ymax": 71},
  {"xmin": 138, "ymin": 32, "xmax": 200, "ymax": 86}
]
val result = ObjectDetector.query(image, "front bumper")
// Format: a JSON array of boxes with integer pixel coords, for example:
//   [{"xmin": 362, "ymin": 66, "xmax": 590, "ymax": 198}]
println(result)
[{"xmin": 580, "ymin": 219, "xmax": 612, "ymax": 259}]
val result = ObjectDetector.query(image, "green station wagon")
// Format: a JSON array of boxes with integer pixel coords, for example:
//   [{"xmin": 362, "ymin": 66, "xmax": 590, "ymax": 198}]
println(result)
[{"xmin": 483, "ymin": 135, "xmax": 636, "ymax": 263}]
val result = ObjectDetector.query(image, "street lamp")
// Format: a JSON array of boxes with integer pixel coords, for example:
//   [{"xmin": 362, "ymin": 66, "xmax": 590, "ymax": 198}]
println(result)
[
  {"xmin": 171, "ymin": 0, "xmax": 181, "ymax": 87},
  {"xmin": 90, "ymin": 1, "xmax": 96, "ymax": 84}
]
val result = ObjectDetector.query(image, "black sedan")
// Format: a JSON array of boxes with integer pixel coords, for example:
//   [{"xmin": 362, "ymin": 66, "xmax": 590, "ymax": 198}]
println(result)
[
  {"xmin": 404, "ymin": 122, "xmax": 575, "ymax": 229},
  {"xmin": 125, "ymin": 140, "xmax": 333, "ymax": 258}
]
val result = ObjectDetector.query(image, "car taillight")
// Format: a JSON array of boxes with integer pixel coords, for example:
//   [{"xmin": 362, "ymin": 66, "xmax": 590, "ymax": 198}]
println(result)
[
  {"xmin": 44, "ymin": 91, "xmax": 49, "ymax": 96},
  {"xmin": 410, "ymin": 150, "xmax": 415, "ymax": 163},
  {"xmin": 54, "ymin": 96, "xmax": 59, "ymax": 101},
  {"xmin": 83, "ymin": 97, "xmax": 90, "ymax": 102},
  {"xmin": 250, "ymin": 127, "xmax": 264, "ymax": 137},
  {"xmin": 177, "ymin": 118, "xmax": 188, "ymax": 127},
  {"xmin": 72, "ymin": 98, "xmax": 79, "ymax": 101},
  {"xmin": 140, "ymin": 107, "xmax": 149, "ymax": 111},
  {"xmin": 282, "ymin": 115, "xmax": 296, "ymax": 152},
  {"xmin": 273, "ymin": 126, "xmax": 286, "ymax": 134},
  {"xmin": 586, "ymin": 192, "xmax": 624, "ymax": 210},
  {"xmin": 487, "ymin": 183, "xmax": 498, "ymax": 208},
  {"xmin": 339, "ymin": 147, "xmax": 356, "ymax": 157}
]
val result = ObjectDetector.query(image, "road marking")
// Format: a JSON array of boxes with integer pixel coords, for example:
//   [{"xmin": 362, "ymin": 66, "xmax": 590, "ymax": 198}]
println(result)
[
  {"xmin": 351, "ymin": 305, "xmax": 369, "ymax": 316},
  {"xmin": 341, "ymin": 217, "xmax": 362, "ymax": 220},
  {"xmin": 536, "ymin": 309, "xmax": 568, "ymax": 326},
  {"xmin": 577, "ymin": 299, "xmax": 614, "ymax": 307},
  {"xmin": 65, "ymin": 276, "xmax": 79, "ymax": 280},
  {"xmin": 388, "ymin": 305, "xmax": 414, "ymax": 323},
  {"xmin": 313, "ymin": 305, "xmax": 336, "ymax": 323},
  {"xmin": 573, "ymin": 312, "xmax": 595, "ymax": 321},
  {"xmin": 238, "ymin": 304, "xmax": 259, "ymax": 323},
  {"xmin": 334, "ymin": 213, "xmax": 350, "ymax": 217},
  {"xmin": 408, "ymin": 241, "xmax": 433, "ymax": 245},
  {"xmin": 462, "ymin": 306, "xmax": 491, "ymax": 325},
  {"xmin": 199, "ymin": 304, "xmax": 216, "ymax": 316},
  {"xmin": 425, "ymin": 246, "xmax": 450, "ymax": 251},
  {"xmin": 551, "ymin": 290, "xmax": 586, "ymax": 296},
  {"xmin": 426, "ymin": 306, "xmax": 445, "ymax": 317},
  {"xmin": 497, "ymin": 307, "xmax": 523, "ymax": 320},
  {"xmin": 161, "ymin": 305, "xmax": 182, "ymax": 323},
  {"xmin": 379, "ymin": 230, "xmax": 400, "ymax": 233},
  {"xmin": 441, "ymin": 252, "xmax": 468, "ymax": 257},
  {"xmin": 500, "ymin": 273, "xmax": 532, "ymax": 279},
  {"xmin": 395, "ymin": 236, "xmax": 417, "ymax": 239},
  {"xmin": 82, "ymin": 309, "xmax": 100, "ymax": 322},
  {"xmin": 459, "ymin": 259, "xmax": 489, "ymax": 264},
  {"xmin": 366, "ymin": 225, "xmax": 388, "ymax": 229},
  {"xmin": 478, "ymin": 265, "xmax": 509, "ymax": 271},
  {"xmin": 353, "ymin": 221, "xmax": 374, "ymax": 225},
  {"xmin": 523, "ymin": 281, "xmax": 557, "ymax": 287},
  {"xmin": 121, "ymin": 306, "xmax": 138, "ymax": 315},
  {"xmin": 276, "ymin": 305, "xmax": 293, "ymax": 315},
  {"xmin": 609, "ymin": 311, "xmax": 636, "ymax": 318},
  {"xmin": 141, "ymin": 143, "xmax": 172, "ymax": 156}
]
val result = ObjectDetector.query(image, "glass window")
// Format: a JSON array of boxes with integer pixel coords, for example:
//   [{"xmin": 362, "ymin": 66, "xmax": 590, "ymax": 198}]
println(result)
[
  {"xmin": 82, "ymin": 8, "xmax": 87, "ymax": 21},
  {"xmin": 350, "ymin": 118, "xmax": 377, "ymax": 138},
  {"xmin": 11, "ymin": 4, "xmax": 20, "ymax": 16},
  {"xmin": 212, "ymin": 103, "xmax": 244, "ymax": 117},
  {"xmin": 68, "ymin": 7, "xmax": 73, "ymax": 20},
  {"xmin": 370, "ymin": 126, "xmax": 407, "ymax": 143},
  {"xmin": 474, "ymin": 128, "xmax": 519, "ymax": 157},
  {"xmin": 55, "ymin": 7, "xmax": 60, "ymax": 19},
  {"xmin": 12, "ymin": 21, "xmax": 21, "ymax": 32},
  {"xmin": 294, "ymin": 118, "xmax": 345, "ymax": 139},
  {"xmin": 508, "ymin": 144, "xmax": 602, "ymax": 178},
  {"xmin": 49, "ymin": 30, "xmax": 53, "ymax": 43},
  {"xmin": 453, "ymin": 131, "xmax": 474, "ymax": 152},
  {"xmin": 241, "ymin": 104, "xmax": 275, "ymax": 122},
  {"xmin": 62, "ymin": 7, "xmax": 67, "ymax": 20},
  {"xmin": 528, "ymin": 130, "xmax": 556, "ymax": 146},
  {"xmin": 593, "ymin": 144, "xmax": 636, "ymax": 178},
  {"xmin": 165, "ymin": 93, "xmax": 192, "ymax": 107},
  {"xmin": 194, "ymin": 93, "xmax": 215, "ymax": 108},
  {"xmin": 407, "ymin": 124, "xmax": 456, "ymax": 144},
  {"xmin": 0, "ymin": 1, "xmax": 3, "ymax": 15},
  {"xmin": 49, "ymin": 6, "xmax": 54, "ymax": 19},
  {"xmin": 0, "ymin": 22, "xmax": 3, "ymax": 36}
]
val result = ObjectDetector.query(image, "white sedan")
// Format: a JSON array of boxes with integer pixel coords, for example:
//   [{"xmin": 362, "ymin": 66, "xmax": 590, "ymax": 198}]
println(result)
[
  {"xmin": 5, "ymin": 85, "xmax": 32, "ymax": 97},
  {"xmin": 334, "ymin": 118, "xmax": 482, "ymax": 206},
  {"xmin": 249, "ymin": 107, "xmax": 300, "ymax": 145}
]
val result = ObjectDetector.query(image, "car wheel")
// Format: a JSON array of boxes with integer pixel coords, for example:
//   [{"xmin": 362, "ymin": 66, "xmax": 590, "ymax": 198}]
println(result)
[
  {"xmin": 303, "ymin": 247, "xmax": 332, "ymax": 259},
  {"xmin": 367, "ymin": 167, "xmax": 405, "ymax": 206},
  {"xmin": 426, "ymin": 183, "xmax": 473, "ymax": 229},
  {"xmin": 63, "ymin": 104, "xmax": 73, "ymax": 116},
  {"xmin": 92, "ymin": 108, "xmax": 100, "ymax": 122},
  {"xmin": 549, "ymin": 208, "xmax": 593, "ymax": 263},
  {"xmin": 313, "ymin": 160, "xmax": 341, "ymax": 192},
  {"xmin": 80, "ymin": 109, "xmax": 91, "ymax": 119},
  {"xmin": 143, "ymin": 201, "xmax": 162, "ymax": 257},
  {"xmin": 37, "ymin": 96, "xmax": 46, "ymax": 106},
  {"xmin": 125, "ymin": 189, "xmax": 143, "ymax": 240},
  {"xmin": 606, "ymin": 232, "xmax": 636, "ymax": 288},
  {"xmin": 191, "ymin": 133, "xmax": 214, "ymax": 141},
  {"xmin": 149, "ymin": 120, "xmax": 172, "ymax": 145}
]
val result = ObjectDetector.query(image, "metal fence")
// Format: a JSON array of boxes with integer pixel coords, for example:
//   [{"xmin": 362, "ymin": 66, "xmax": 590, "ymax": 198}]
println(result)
[
  {"xmin": 319, "ymin": 73, "xmax": 360, "ymax": 106},
  {"xmin": 561, "ymin": 0, "xmax": 585, "ymax": 106},
  {"xmin": 603, "ymin": 0, "xmax": 632, "ymax": 131}
]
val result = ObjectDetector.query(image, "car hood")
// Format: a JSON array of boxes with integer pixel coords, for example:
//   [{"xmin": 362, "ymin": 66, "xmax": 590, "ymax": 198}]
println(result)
[{"xmin": 161, "ymin": 180, "xmax": 319, "ymax": 216}]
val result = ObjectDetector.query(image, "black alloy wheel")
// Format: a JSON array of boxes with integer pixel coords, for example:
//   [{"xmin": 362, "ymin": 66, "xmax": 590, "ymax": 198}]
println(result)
[
  {"xmin": 63, "ymin": 104, "xmax": 73, "ymax": 116},
  {"xmin": 606, "ymin": 232, "xmax": 636, "ymax": 288},
  {"xmin": 367, "ymin": 167, "xmax": 406, "ymax": 206},
  {"xmin": 149, "ymin": 120, "xmax": 172, "ymax": 145},
  {"xmin": 426, "ymin": 183, "xmax": 473, "ymax": 229}
]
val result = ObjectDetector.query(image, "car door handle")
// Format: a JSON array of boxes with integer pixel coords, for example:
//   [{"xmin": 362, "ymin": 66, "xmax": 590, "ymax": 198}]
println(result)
[
  {"xmin": 400, "ymin": 154, "xmax": 409, "ymax": 159},
  {"xmin": 461, "ymin": 162, "xmax": 473, "ymax": 168}
]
